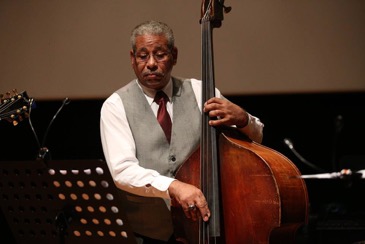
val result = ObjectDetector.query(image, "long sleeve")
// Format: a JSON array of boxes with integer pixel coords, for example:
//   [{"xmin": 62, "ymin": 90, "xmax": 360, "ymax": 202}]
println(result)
[{"xmin": 100, "ymin": 93, "xmax": 174, "ymax": 199}]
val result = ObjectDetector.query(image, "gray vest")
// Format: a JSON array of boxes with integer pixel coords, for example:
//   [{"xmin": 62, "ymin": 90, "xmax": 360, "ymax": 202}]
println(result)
[{"xmin": 116, "ymin": 77, "xmax": 201, "ymax": 241}]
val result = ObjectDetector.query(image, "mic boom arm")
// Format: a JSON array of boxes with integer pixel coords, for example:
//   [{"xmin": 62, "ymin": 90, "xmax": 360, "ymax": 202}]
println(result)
[{"xmin": 284, "ymin": 138, "xmax": 326, "ymax": 173}]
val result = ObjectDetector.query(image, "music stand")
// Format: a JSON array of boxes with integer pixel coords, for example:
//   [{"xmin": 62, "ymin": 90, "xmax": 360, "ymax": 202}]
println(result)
[{"xmin": 0, "ymin": 159, "xmax": 136, "ymax": 244}]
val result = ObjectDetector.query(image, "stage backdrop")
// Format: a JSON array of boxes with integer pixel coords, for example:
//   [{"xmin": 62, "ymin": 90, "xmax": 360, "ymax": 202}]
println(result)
[{"xmin": 1, "ymin": 0, "xmax": 365, "ymax": 99}]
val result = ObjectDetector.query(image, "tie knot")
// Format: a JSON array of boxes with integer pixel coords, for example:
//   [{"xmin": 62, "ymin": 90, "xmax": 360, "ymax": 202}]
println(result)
[{"xmin": 154, "ymin": 91, "xmax": 169, "ymax": 103}]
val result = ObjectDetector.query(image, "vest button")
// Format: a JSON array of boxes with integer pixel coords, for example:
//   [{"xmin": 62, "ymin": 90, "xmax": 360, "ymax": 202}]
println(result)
[{"xmin": 170, "ymin": 155, "xmax": 176, "ymax": 162}]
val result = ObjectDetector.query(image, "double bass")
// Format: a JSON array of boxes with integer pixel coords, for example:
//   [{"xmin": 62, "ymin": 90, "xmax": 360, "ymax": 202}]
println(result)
[{"xmin": 171, "ymin": 1, "xmax": 309, "ymax": 243}]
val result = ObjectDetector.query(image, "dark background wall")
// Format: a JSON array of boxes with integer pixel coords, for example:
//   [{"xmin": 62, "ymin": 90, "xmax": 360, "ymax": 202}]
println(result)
[
  {"xmin": 1, "ymin": 92, "xmax": 365, "ymax": 243},
  {"xmin": 2, "ymin": 92, "xmax": 364, "ymax": 171}
]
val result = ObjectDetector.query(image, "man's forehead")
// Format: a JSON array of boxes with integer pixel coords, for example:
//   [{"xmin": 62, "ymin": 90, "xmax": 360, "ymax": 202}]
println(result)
[{"xmin": 135, "ymin": 34, "xmax": 168, "ymax": 48}]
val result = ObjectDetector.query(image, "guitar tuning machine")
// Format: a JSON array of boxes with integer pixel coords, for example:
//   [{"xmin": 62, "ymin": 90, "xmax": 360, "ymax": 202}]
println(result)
[
  {"xmin": 218, "ymin": 0, "xmax": 232, "ymax": 14},
  {"xmin": 222, "ymin": 4, "xmax": 231, "ymax": 13}
]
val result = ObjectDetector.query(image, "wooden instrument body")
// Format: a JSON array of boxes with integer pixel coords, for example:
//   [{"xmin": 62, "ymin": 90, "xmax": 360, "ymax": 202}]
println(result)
[{"xmin": 172, "ymin": 127, "xmax": 309, "ymax": 243}]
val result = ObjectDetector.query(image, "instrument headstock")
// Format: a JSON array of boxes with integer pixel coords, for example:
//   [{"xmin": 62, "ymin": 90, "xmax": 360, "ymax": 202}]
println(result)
[
  {"xmin": 0, "ymin": 89, "xmax": 32, "ymax": 126},
  {"xmin": 200, "ymin": 0, "xmax": 231, "ymax": 28}
]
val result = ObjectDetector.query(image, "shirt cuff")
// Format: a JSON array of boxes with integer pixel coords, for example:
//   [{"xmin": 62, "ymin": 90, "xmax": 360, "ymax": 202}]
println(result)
[{"xmin": 151, "ymin": 175, "xmax": 176, "ymax": 198}]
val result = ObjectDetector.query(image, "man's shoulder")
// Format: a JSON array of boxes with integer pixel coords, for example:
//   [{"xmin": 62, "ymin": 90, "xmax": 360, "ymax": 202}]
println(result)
[
  {"xmin": 116, "ymin": 79, "xmax": 138, "ymax": 93},
  {"xmin": 103, "ymin": 80, "xmax": 137, "ymax": 103}
]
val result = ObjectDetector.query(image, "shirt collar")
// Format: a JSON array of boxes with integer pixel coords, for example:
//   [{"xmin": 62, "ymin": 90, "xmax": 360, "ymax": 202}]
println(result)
[{"xmin": 137, "ymin": 78, "xmax": 173, "ymax": 104}]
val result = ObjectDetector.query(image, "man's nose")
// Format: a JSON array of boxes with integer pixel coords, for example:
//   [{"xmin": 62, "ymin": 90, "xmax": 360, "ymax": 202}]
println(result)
[
  {"xmin": 146, "ymin": 55, "xmax": 158, "ymax": 69},
  {"xmin": 147, "ymin": 54, "xmax": 158, "ymax": 64}
]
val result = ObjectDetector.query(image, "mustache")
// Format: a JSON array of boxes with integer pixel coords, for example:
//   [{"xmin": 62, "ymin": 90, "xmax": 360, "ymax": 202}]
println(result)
[{"xmin": 142, "ymin": 71, "xmax": 165, "ymax": 77}]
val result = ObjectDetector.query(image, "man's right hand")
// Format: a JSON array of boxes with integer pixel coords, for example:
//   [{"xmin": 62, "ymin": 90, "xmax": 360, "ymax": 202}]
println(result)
[{"xmin": 168, "ymin": 180, "xmax": 210, "ymax": 222}]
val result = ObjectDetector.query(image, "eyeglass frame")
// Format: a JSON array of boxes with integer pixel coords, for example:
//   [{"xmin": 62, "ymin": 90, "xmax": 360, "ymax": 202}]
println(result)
[{"xmin": 133, "ymin": 48, "xmax": 173, "ymax": 64}]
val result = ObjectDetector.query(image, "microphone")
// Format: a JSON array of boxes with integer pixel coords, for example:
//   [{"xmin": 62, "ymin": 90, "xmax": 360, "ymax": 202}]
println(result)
[
  {"xmin": 283, "ymin": 138, "xmax": 326, "ymax": 173},
  {"xmin": 334, "ymin": 114, "xmax": 344, "ymax": 133},
  {"xmin": 38, "ymin": 98, "xmax": 71, "ymax": 159},
  {"xmin": 332, "ymin": 114, "xmax": 344, "ymax": 171}
]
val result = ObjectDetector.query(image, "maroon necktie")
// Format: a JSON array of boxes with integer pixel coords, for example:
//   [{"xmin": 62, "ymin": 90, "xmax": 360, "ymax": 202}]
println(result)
[{"xmin": 154, "ymin": 91, "xmax": 172, "ymax": 143}]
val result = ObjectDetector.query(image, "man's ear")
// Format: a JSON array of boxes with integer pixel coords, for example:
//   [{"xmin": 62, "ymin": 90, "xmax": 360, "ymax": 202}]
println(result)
[
  {"xmin": 130, "ymin": 50, "xmax": 136, "ymax": 65},
  {"xmin": 172, "ymin": 47, "xmax": 178, "ymax": 65}
]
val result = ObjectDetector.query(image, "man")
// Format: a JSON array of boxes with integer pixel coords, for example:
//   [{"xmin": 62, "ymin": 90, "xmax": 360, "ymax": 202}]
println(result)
[{"xmin": 100, "ymin": 20, "xmax": 264, "ymax": 243}]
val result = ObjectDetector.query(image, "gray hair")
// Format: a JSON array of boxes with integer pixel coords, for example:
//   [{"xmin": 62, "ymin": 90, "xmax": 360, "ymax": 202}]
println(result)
[{"xmin": 130, "ymin": 20, "xmax": 175, "ymax": 52}]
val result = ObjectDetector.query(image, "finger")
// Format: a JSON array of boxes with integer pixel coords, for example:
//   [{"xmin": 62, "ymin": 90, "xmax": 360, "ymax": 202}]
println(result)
[
  {"xmin": 209, "ymin": 109, "xmax": 220, "ymax": 117},
  {"xmin": 183, "ymin": 203, "xmax": 201, "ymax": 222},
  {"xmin": 189, "ymin": 207, "xmax": 199, "ymax": 221},
  {"xmin": 183, "ymin": 206, "xmax": 193, "ymax": 219},
  {"xmin": 206, "ymin": 97, "xmax": 223, "ymax": 105},
  {"xmin": 209, "ymin": 116, "xmax": 229, "ymax": 127},
  {"xmin": 204, "ymin": 100, "xmax": 222, "ymax": 112},
  {"xmin": 197, "ymin": 202, "xmax": 210, "ymax": 222}
]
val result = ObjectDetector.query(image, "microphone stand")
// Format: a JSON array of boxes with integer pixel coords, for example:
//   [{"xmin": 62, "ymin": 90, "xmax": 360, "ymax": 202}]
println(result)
[
  {"xmin": 38, "ymin": 98, "xmax": 70, "ymax": 160},
  {"xmin": 283, "ymin": 138, "xmax": 326, "ymax": 173},
  {"xmin": 27, "ymin": 97, "xmax": 71, "ymax": 163},
  {"xmin": 331, "ymin": 114, "xmax": 344, "ymax": 172}
]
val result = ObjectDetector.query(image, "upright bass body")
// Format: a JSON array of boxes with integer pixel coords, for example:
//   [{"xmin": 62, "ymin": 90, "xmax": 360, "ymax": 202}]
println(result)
[{"xmin": 172, "ymin": 127, "xmax": 309, "ymax": 244}]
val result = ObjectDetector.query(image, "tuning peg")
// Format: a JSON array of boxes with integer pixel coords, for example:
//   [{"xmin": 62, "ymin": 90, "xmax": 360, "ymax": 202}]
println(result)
[
  {"xmin": 218, "ymin": 0, "xmax": 232, "ymax": 13},
  {"xmin": 223, "ymin": 4, "xmax": 231, "ymax": 13}
]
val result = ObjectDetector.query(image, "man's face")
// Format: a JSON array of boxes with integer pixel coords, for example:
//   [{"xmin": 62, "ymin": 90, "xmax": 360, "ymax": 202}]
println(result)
[{"xmin": 130, "ymin": 34, "xmax": 178, "ymax": 90}]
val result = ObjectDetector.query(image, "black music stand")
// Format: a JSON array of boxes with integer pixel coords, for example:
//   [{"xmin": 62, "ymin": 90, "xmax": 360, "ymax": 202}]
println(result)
[{"xmin": 0, "ymin": 159, "xmax": 136, "ymax": 244}]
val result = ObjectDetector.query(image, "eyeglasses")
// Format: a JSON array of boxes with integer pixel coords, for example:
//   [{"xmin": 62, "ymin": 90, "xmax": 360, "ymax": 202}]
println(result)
[{"xmin": 134, "ymin": 50, "xmax": 171, "ymax": 64}]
